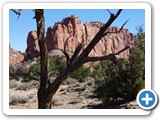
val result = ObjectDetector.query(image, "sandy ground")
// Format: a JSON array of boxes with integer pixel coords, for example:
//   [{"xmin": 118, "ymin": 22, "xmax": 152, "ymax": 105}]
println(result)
[{"xmin": 9, "ymin": 79, "xmax": 140, "ymax": 109}]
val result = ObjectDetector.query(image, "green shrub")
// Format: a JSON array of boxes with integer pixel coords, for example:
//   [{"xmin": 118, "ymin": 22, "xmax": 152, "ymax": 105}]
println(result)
[
  {"xmin": 22, "ymin": 56, "xmax": 66, "ymax": 82},
  {"xmin": 48, "ymin": 56, "xmax": 66, "ymax": 77},
  {"xmin": 94, "ymin": 46, "xmax": 145, "ymax": 105},
  {"xmin": 9, "ymin": 65, "xmax": 18, "ymax": 80},
  {"xmin": 22, "ymin": 60, "xmax": 40, "ymax": 82},
  {"xmin": 70, "ymin": 66, "xmax": 90, "ymax": 83}
]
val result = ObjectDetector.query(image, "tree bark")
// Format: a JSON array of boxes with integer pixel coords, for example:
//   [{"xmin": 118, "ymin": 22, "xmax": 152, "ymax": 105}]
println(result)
[{"xmin": 34, "ymin": 9, "xmax": 50, "ymax": 109}]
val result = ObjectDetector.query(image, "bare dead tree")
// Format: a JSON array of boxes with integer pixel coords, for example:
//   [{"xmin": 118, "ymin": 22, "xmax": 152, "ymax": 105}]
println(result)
[
  {"xmin": 33, "ymin": 9, "xmax": 131, "ymax": 109},
  {"xmin": 33, "ymin": 9, "xmax": 51, "ymax": 109},
  {"xmin": 12, "ymin": 9, "xmax": 130, "ymax": 109}
]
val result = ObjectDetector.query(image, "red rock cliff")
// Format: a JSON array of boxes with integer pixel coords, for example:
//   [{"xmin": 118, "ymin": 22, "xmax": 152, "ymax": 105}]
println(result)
[{"xmin": 26, "ymin": 15, "xmax": 133, "ymax": 58}]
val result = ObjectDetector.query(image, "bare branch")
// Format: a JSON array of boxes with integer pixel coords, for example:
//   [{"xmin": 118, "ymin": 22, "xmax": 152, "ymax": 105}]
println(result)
[
  {"xmin": 103, "ymin": 19, "xmax": 129, "ymax": 37},
  {"xmin": 83, "ymin": 54, "xmax": 117, "ymax": 63},
  {"xmin": 115, "ymin": 42, "xmax": 131, "ymax": 55},
  {"xmin": 59, "ymin": 35, "xmax": 73, "ymax": 66},
  {"xmin": 107, "ymin": 9, "xmax": 114, "ymax": 17},
  {"xmin": 82, "ymin": 44, "xmax": 130, "ymax": 64},
  {"xmin": 59, "ymin": 48, "xmax": 70, "ymax": 66},
  {"xmin": 64, "ymin": 35, "xmax": 73, "ymax": 52},
  {"xmin": 76, "ymin": 9, "xmax": 123, "ymax": 61},
  {"xmin": 70, "ymin": 42, "xmax": 85, "ymax": 64},
  {"xmin": 11, "ymin": 9, "xmax": 23, "ymax": 19},
  {"xmin": 115, "ymin": 9, "xmax": 123, "ymax": 18},
  {"xmin": 119, "ymin": 19, "xmax": 129, "ymax": 31}
]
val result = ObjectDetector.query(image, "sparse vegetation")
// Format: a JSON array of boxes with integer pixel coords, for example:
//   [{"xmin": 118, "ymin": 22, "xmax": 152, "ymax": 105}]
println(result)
[
  {"xmin": 94, "ymin": 28, "xmax": 145, "ymax": 105},
  {"xmin": 16, "ymin": 82, "xmax": 34, "ymax": 91},
  {"xmin": 48, "ymin": 56, "xmax": 66, "ymax": 77},
  {"xmin": 70, "ymin": 66, "xmax": 91, "ymax": 83},
  {"xmin": 22, "ymin": 60, "xmax": 40, "ymax": 82},
  {"xmin": 22, "ymin": 56, "xmax": 66, "ymax": 82},
  {"xmin": 9, "ymin": 94, "xmax": 30, "ymax": 105},
  {"xmin": 22, "ymin": 55, "xmax": 90, "ymax": 83},
  {"xmin": 9, "ymin": 80, "xmax": 20, "ymax": 89},
  {"xmin": 9, "ymin": 65, "xmax": 18, "ymax": 80}
]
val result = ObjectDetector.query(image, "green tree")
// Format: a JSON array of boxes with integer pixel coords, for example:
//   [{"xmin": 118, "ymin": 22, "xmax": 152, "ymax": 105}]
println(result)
[
  {"xmin": 135, "ymin": 25, "xmax": 145, "ymax": 51},
  {"xmin": 22, "ymin": 56, "xmax": 66, "ymax": 82},
  {"xmin": 94, "ymin": 28, "xmax": 145, "ymax": 105}
]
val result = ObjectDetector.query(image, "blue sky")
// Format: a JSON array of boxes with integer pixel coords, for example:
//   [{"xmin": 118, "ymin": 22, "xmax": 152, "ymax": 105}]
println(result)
[{"xmin": 9, "ymin": 9, "xmax": 145, "ymax": 52}]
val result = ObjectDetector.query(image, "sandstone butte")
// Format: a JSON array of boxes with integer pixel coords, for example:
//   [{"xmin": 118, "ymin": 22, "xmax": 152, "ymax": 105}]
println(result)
[{"xmin": 10, "ymin": 15, "xmax": 134, "ymax": 65}]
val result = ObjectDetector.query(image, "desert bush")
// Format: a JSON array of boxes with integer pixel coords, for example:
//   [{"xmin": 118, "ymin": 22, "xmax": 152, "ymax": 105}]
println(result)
[
  {"xmin": 94, "ymin": 46, "xmax": 145, "ymax": 105},
  {"xmin": 48, "ymin": 56, "xmax": 66, "ymax": 77},
  {"xmin": 22, "ymin": 59, "xmax": 40, "ymax": 82},
  {"xmin": 23, "ymin": 55, "xmax": 90, "ymax": 83},
  {"xmin": 9, "ymin": 80, "xmax": 20, "ymax": 89},
  {"xmin": 70, "ymin": 66, "xmax": 91, "ymax": 83},
  {"xmin": 9, "ymin": 65, "xmax": 18, "ymax": 80},
  {"xmin": 13, "ymin": 80, "xmax": 40, "ymax": 90},
  {"xmin": 9, "ymin": 94, "xmax": 29, "ymax": 105},
  {"xmin": 22, "ymin": 56, "xmax": 66, "ymax": 82},
  {"xmin": 9, "ymin": 65, "xmax": 15, "ymax": 76},
  {"xmin": 62, "ymin": 77, "xmax": 77, "ymax": 85},
  {"xmin": 52, "ymin": 98, "xmax": 62, "ymax": 106},
  {"xmin": 16, "ymin": 82, "xmax": 33, "ymax": 91},
  {"xmin": 30, "ymin": 80, "xmax": 40, "ymax": 88}
]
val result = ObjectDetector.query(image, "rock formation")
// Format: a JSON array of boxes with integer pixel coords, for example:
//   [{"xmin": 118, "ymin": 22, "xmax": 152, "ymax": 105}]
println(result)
[
  {"xmin": 26, "ymin": 15, "xmax": 132, "ymax": 57},
  {"xmin": 25, "ymin": 31, "xmax": 40, "ymax": 59},
  {"xmin": 26, "ymin": 15, "xmax": 133, "ymax": 59},
  {"xmin": 10, "ymin": 15, "xmax": 133, "ymax": 64},
  {"xmin": 9, "ymin": 44, "xmax": 24, "ymax": 65}
]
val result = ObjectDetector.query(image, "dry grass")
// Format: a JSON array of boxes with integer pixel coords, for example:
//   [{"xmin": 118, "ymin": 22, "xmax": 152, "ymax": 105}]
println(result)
[
  {"xmin": 9, "ymin": 94, "xmax": 30, "ymax": 105},
  {"xmin": 9, "ymin": 80, "xmax": 20, "ymax": 89},
  {"xmin": 9, "ymin": 88, "xmax": 38, "ymax": 108},
  {"xmin": 10, "ymin": 80, "xmax": 39, "ymax": 90}
]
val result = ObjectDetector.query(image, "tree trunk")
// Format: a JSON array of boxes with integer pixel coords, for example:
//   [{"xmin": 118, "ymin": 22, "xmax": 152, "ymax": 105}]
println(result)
[
  {"xmin": 34, "ymin": 9, "xmax": 50, "ymax": 109},
  {"xmin": 38, "ymin": 98, "xmax": 52, "ymax": 109}
]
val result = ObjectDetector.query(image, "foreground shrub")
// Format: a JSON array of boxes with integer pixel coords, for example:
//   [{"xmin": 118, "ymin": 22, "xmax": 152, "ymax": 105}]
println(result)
[{"xmin": 94, "ymin": 46, "xmax": 145, "ymax": 105}]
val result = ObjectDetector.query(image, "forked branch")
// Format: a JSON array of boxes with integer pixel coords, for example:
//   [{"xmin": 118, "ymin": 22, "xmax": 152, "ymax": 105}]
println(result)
[
  {"xmin": 103, "ymin": 19, "xmax": 129, "ymax": 37},
  {"xmin": 82, "ymin": 43, "xmax": 131, "ymax": 63},
  {"xmin": 11, "ymin": 9, "xmax": 23, "ymax": 19},
  {"xmin": 76, "ymin": 9, "xmax": 123, "ymax": 61}
]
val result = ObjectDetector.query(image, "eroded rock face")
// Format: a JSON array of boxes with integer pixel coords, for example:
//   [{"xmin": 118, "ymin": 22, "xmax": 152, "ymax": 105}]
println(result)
[
  {"xmin": 25, "ymin": 31, "xmax": 40, "ymax": 58},
  {"xmin": 9, "ymin": 44, "xmax": 24, "ymax": 65},
  {"xmin": 26, "ymin": 15, "xmax": 133, "ymax": 59}
]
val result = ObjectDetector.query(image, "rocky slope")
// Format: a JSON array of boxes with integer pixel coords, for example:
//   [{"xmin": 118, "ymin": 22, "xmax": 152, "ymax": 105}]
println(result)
[
  {"xmin": 25, "ymin": 15, "xmax": 133, "ymax": 59},
  {"xmin": 9, "ymin": 44, "xmax": 24, "ymax": 65}
]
